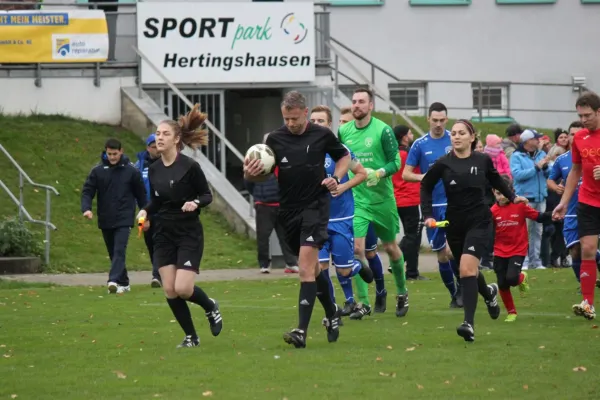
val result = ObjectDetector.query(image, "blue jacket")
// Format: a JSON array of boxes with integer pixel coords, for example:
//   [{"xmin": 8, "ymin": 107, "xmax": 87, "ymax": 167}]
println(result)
[
  {"xmin": 509, "ymin": 146, "xmax": 549, "ymax": 203},
  {"xmin": 134, "ymin": 150, "xmax": 160, "ymax": 203},
  {"xmin": 244, "ymin": 175, "xmax": 280, "ymax": 204},
  {"xmin": 81, "ymin": 153, "xmax": 147, "ymax": 230}
]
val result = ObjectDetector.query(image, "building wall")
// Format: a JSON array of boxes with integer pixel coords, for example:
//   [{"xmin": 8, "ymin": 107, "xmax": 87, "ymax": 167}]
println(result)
[{"xmin": 328, "ymin": 1, "xmax": 600, "ymax": 129}]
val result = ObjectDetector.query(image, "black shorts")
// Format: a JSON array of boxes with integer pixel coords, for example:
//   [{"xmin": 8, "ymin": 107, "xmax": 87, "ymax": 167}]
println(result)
[
  {"xmin": 493, "ymin": 255, "xmax": 525, "ymax": 290},
  {"xmin": 153, "ymin": 219, "xmax": 204, "ymax": 273},
  {"xmin": 577, "ymin": 202, "xmax": 600, "ymax": 238},
  {"xmin": 446, "ymin": 218, "xmax": 491, "ymax": 261},
  {"xmin": 278, "ymin": 195, "xmax": 330, "ymax": 256}
]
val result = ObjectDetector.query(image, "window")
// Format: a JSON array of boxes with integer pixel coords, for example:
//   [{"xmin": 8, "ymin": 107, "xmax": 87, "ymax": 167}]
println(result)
[
  {"xmin": 496, "ymin": 0, "xmax": 555, "ymax": 4},
  {"xmin": 389, "ymin": 83, "xmax": 426, "ymax": 116},
  {"xmin": 472, "ymin": 84, "xmax": 508, "ymax": 118},
  {"xmin": 410, "ymin": 0, "xmax": 471, "ymax": 5},
  {"xmin": 330, "ymin": 0, "xmax": 384, "ymax": 5}
]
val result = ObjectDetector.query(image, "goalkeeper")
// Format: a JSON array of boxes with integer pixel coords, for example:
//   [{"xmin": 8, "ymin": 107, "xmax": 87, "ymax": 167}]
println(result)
[{"xmin": 339, "ymin": 88, "xmax": 409, "ymax": 318}]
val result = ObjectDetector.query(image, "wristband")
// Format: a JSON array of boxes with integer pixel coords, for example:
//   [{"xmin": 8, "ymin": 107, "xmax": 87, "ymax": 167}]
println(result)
[{"xmin": 376, "ymin": 168, "xmax": 386, "ymax": 178}]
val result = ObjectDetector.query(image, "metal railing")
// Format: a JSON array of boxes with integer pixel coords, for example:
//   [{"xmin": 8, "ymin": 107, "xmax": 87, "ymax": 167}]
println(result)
[{"xmin": 0, "ymin": 144, "xmax": 59, "ymax": 265}]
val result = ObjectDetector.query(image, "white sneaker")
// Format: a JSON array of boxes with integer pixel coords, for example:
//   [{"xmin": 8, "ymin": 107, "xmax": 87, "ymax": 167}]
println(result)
[
  {"xmin": 535, "ymin": 266, "xmax": 547, "ymax": 270},
  {"xmin": 260, "ymin": 267, "xmax": 271, "ymax": 274},
  {"xmin": 116, "ymin": 285, "xmax": 131, "ymax": 294},
  {"xmin": 284, "ymin": 265, "xmax": 299, "ymax": 273},
  {"xmin": 107, "ymin": 282, "xmax": 118, "ymax": 294}
]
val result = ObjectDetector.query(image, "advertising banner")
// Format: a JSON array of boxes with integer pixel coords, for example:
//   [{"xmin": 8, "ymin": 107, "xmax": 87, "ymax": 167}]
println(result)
[
  {"xmin": 137, "ymin": 2, "xmax": 316, "ymax": 84},
  {"xmin": 0, "ymin": 10, "xmax": 109, "ymax": 63}
]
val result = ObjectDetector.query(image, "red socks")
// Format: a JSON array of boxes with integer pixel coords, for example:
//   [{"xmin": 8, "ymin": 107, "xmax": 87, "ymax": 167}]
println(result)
[
  {"xmin": 580, "ymin": 259, "xmax": 597, "ymax": 306},
  {"xmin": 499, "ymin": 288, "xmax": 516, "ymax": 314}
]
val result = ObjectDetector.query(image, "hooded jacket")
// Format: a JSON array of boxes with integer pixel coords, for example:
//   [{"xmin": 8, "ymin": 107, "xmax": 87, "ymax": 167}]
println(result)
[
  {"xmin": 509, "ymin": 145, "xmax": 549, "ymax": 203},
  {"xmin": 81, "ymin": 153, "xmax": 147, "ymax": 230},
  {"xmin": 135, "ymin": 150, "xmax": 159, "ymax": 204}
]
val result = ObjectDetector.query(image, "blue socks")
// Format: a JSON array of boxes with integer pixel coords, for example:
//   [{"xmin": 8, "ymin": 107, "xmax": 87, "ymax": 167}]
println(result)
[
  {"xmin": 337, "ymin": 272, "xmax": 354, "ymax": 302},
  {"xmin": 367, "ymin": 253, "xmax": 386, "ymax": 295},
  {"xmin": 572, "ymin": 258, "xmax": 581, "ymax": 282},
  {"xmin": 439, "ymin": 261, "xmax": 457, "ymax": 297}
]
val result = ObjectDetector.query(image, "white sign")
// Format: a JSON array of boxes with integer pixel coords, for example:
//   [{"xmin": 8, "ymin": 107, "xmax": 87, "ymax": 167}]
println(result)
[{"xmin": 136, "ymin": 2, "xmax": 316, "ymax": 85}]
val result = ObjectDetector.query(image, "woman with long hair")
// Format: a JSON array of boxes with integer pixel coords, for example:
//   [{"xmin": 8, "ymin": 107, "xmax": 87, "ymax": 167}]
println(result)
[{"xmin": 137, "ymin": 104, "xmax": 223, "ymax": 348}]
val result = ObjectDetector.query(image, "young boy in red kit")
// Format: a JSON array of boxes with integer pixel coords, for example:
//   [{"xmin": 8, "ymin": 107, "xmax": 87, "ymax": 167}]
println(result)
[{"xmin": 491, "ymin": 175, "xmax": 552, "ymax": 322}]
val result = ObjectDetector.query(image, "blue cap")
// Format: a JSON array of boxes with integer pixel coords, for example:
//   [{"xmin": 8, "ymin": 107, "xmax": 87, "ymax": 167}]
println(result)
[{"xmin": 146, "ymin": 133, "xmax": 156, "ymax": 145}]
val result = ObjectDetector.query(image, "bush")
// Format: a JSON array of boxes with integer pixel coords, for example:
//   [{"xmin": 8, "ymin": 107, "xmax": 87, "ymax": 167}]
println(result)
[{"xmin": 0, "ymin": 218, "xmax": 43, "ymax": 258}]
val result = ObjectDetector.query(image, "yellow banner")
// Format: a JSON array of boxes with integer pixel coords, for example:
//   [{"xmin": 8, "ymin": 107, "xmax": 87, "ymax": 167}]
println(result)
[{"xmin": 0, "ymin": 10, "xmax": 108, "ymax": 63}]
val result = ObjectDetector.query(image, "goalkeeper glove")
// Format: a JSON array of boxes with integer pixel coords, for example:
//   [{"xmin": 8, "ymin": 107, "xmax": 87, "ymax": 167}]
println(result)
[{"xmin": 365, "ymin": 168, "xmax": 386, "ymax": 187}]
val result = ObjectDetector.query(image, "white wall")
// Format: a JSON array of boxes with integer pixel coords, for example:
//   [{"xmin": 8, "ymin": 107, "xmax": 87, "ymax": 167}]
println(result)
[
  {"xmin": 329, "ymin": 1, "xmax": 600, "ymax": 129},
  {"xmin": 0, "ymin": 77, "xmax": 136, "ymax": 125}
]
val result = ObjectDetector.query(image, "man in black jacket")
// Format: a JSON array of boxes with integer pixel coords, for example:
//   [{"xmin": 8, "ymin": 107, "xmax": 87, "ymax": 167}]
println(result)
[
  {"xmin": 244, "ymin": 133, "xmax": 298, "ymax": 274},
  {"xmin": 81, "ymin": 138, "xmax": 147, "ymax": 293}
]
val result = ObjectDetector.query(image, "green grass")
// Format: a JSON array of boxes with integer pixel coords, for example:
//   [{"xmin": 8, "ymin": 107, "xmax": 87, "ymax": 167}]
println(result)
[
  {"xmin": 0, "ymin": 279, "xmax": 57, "ymax": 290},
  {"xmin": 0, "ymin": 269, "xmax": 598, "ymax": 399},
  {"xmin": 373, "ymin": 112, "xmax": 552, "ymax": 138},
  {"xmin": 0, "ymin": 114, "xmax": 256, "ymax": 273}
]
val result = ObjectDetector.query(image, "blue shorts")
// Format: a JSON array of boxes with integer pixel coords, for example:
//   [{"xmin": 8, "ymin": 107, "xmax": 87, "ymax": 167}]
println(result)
[
  {"xmin": 365, "ymin": 223, "xmax": 378, "ymax": 252},
  {"xmin": 319, "ymin": 220, "xmax": 355, "ymax": 268},
  {"xmin": 563, "ymin": 217, "xmax": 579, "ymax": 249},
  {"xmin": 426, "ymin": 206, "xmax": 447, "ymax": 252}
]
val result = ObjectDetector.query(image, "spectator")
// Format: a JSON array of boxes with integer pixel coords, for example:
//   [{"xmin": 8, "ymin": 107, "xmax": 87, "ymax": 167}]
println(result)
[
  {"xmin": 244, "ymin": 133, "xmax": 298, "ymax": 274},
  {"xmin": 485, "ymin": 134, "xmax": 511, "ymax": 178},
  {"xmin": 501, "ymin": 123, "xmax": 523, "ymax": 160},
  {"xmin": 540, "ymin": 135, "xmax": 553, "ymax": 154},
  {"xmin": 392, "ymin": 125, "xmax": 425, "ymax": 280},
  {"xmin": 553, "ymin": 128, "xmax": 570, "ymax": 151},
  {"xmin": 135, "ymin": 133, "xmax": 162, "ymax": 288},
  {"xmin": 542, "ymin": 145, "xmax": 569, "ymax": 268},
  {"xmin": 81, "ymin": 138, "xmax": 147, "ymax": 293},
  {"xmin": 510, "ymin": 129, "xmax": 550, "ymax": 270}
]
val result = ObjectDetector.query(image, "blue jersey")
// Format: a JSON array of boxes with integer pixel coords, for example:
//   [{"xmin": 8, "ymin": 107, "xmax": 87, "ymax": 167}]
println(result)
[
  {"xmin": 549, "ymin": 151, "xmax": 580, "ymax": 218},
  {"xmin": 406, "ymin": 130, "xmax": 452, "ymax": 206},
  {"xmin": 325, "ymin": 146, "xmax": 356, "ymax": 222}
]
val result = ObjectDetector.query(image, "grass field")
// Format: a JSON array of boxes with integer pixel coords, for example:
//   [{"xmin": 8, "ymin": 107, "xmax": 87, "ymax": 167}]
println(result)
[
  {"xmin": 1, "ymin": 269, "xmax": 599, "ymax": 400},
  {"xmin": 0, "ymin": 114, "xmax": 256, "ymax": 273}
]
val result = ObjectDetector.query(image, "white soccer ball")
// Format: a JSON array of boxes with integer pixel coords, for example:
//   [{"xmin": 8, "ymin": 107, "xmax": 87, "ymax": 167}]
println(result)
[{"xmin": 245, "ymin": 144, "xmax": 276, "ymax": 175}]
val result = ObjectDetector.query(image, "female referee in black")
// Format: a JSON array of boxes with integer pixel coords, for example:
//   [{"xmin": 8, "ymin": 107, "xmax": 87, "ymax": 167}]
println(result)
[
  {"xmin": 136, "ymin": 104, "xmax": 223, "ymax": 348},
  {"xmin": 420, "ymin": 119, "xmax": 528, "ymax": 342}
]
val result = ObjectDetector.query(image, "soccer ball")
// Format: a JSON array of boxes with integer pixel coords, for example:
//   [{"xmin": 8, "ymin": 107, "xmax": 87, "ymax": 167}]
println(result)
[{"xmin": 245, "ymin": 144, "xmax": 276, "ymax": 175}]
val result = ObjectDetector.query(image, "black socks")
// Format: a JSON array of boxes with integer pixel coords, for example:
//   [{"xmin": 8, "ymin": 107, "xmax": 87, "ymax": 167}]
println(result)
[
  {"xmin": 477, "ymin": 273, "xmax": 491, "ymax": 301},
  {"xmin": 298, "ymin": 281, "xmax": 317, "ymax": 332},
  {"xmin": 186, "ymin": 286, "xmax": 215, "ymax": 312},
  {"xmin": 316, "ymin": 270, "xmax": 336, "ymax": 318},
  {"xmin": 167, "ymin": 297, "xmax": 197, "ymax": 338},
  {"xmin": 460, "ymin": 276, "xmax": 478, "ymax": 326}
]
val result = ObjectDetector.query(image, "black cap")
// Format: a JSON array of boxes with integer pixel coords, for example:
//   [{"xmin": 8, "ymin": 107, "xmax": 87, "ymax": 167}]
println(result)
[
  {"xmin": 393, "ymin": 125, "xmax": 410, "ymax": 143},
  {"xmin": 506, "ymin": 123, "xmax": 523, "ymax": 137}
]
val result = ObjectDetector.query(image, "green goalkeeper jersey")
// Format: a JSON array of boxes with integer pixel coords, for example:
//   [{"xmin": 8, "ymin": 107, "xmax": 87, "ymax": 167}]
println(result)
[{"xmin": 339, "ymin": 116, "xmax": 401, "ymax": 206}]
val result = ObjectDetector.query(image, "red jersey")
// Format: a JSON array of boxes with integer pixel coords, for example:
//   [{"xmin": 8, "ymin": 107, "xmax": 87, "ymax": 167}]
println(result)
[
  {"xmin": 491, "ymin": 202, "xmax": 540, "ymax": 257},
  {"xmin": 572, "ymin": 128, "xmax": 600, "ymax": 208},
  {"xmin": 392, "ymin": 147, "xmax": 420, "ymax": 208}
]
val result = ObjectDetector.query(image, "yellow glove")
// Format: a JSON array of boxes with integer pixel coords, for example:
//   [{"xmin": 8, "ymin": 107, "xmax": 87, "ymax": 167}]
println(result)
[{"xmin": 365, "ymin": 168, "xmax": 385, "ymax": 187}]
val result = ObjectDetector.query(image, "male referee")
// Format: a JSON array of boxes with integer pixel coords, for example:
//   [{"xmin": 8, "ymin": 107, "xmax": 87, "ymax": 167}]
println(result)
[{"xmin": 244, "ymin": 91, "xmax": 351, "ymax": 348}]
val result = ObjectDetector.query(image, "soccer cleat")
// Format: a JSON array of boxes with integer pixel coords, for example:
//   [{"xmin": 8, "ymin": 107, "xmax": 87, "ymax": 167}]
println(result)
[
  {"xmin": 205, "ymin": 299, "xmax": 223, "ymax": 336},
  {"xmin": 150, "ymin": 278, "xmax": 162, "ymax": 288},
  {"xmin": 260, "ymin": 267, "xmax": 271, "ymax": 274},
  {"xmin": 284, "ymin": 266, "xmax": 299, "ymax": 274},
  {"xmin": 283, "ymin": 328, "xmax": 306, "ymax": 348},
  {"xmin": 358, "ymin": 261, "xmax": 374, "ymax": 284},
  {"xmin": 341, "ymin": 300, "xmax": 357, "ymax": 316},
  {"xmin": 505, "ymin": 313, "xmax": 517, "ymax": 322},
  {"xmin": 449, "ymin": 297, "xmax": 462, "ymax": 308},
  {"xmin": 485, "ymin": 283, "xmax": 501, "ymax": 320},
  {"xmin": 177, "ymin": 335, "xmax": 200, "ymax": 348},
  {"xmin": 374, "ymin": 291, "xmax": 387, "ymax": 313},
  {"xmin": 116, "ymin": 285, "xmax": 131, "ymax": 294},
  {"xmin": 519, "ymin": 272, "xmax": 530, "ymax": 294},
  {"xmin": 349, "ymin": 304, "xmax": 372, "ymax": 320},
  {"xmin": 573, "ymin": 300, "xmax": 596, "ymax": 320},
  {"xmin": 395, "ymin": 293, "xmax": 409, "ymax": 317},
  {"xmin": 107, "ymin": 282, "xmax": 118, "ymax": 294},
  {"xmin": 322, "ymin": 304, "xmax": 342, "ymax": 343},
  {"xmin": 456, "ymin": 322, "xmax": 475, "ymax": 342}
]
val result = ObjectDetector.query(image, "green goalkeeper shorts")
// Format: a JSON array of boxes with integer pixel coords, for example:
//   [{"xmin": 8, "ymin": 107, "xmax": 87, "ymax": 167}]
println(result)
[{"xmin": 353, "ymin": 198, "xmax": 399, "ymax": 243}]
